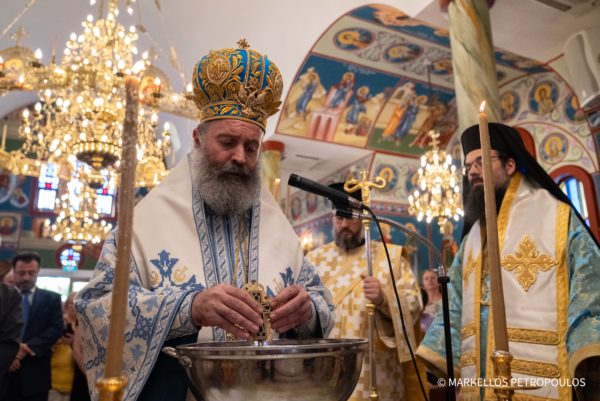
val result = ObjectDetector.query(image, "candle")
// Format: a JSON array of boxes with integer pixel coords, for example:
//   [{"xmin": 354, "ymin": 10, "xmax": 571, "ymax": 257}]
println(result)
[
  {"xmin": 478, "ymin": 101, "xmax": 509, "ymax": 352},
  {"xmin": 1, "ymin": 125, "xmax": 7, "ymax": 150},
  {"xmin": 274, "ymin": 178, "xmax": 281, "ymax": 202},
  {"xmin": 103, "ymin": 76, "xmax": 139, "ymax": 380},
  {"xmin": 285, "ymin": 182, "xmax": 291, "ymax": 217}
]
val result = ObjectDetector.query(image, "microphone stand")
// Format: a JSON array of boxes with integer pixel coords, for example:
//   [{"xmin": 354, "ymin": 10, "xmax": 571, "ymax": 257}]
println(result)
[{"xmin": 337, "ymin": 209, "xmax": 456, "ymax": 401}]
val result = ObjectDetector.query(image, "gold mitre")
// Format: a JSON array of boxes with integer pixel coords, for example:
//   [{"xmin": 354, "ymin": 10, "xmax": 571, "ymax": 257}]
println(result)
[{"xmin": 191, "ymin": 39, "xmax": 283, "ymax": 131}]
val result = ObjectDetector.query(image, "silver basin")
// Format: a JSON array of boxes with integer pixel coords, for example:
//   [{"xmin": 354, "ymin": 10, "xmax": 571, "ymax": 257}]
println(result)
[{"xmin": 163, "ymin": 338, "xmax": 368, "ymax": 401}]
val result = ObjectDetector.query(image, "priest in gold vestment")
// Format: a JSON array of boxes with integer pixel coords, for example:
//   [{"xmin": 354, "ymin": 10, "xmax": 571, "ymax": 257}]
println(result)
[
  {"xmin": 417, "ymin": 123, "xmax": 600, "ymax": 401},
  {"xmin": 306, "ymin": 183, "xmax": 423, "ymax": 401}
]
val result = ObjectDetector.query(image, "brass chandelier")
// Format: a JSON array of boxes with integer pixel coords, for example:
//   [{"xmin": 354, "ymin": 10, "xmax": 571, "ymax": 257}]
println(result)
[
  {"xmin": 14, "ymin": 7, "xmax": 171, "ymax": 188},
  {"xmin": 0, "ymin": 0, "xmax": 193, "ymax": 245},
  {"xmin": 408, "ymin": 130, "xmax": 463, "ymax": 228}
]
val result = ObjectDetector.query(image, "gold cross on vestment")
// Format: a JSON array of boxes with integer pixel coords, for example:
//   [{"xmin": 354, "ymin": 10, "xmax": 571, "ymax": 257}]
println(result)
[
  {"xmin": 501, "ymin": 235, "xmax": 558, "ymax": 292},
  {"xmin": 462, "ymin": 251, "xmax": 476, "ymax": 291}
]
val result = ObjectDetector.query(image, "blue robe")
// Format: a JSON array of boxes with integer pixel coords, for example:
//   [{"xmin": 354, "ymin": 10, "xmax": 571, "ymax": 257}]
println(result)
[
  {"xmin": 75, "ymin": 159, "xmax": 335, "ymax": 401},
  {"xmin": 419, "ymin": 209, "xmax": 600, "ymax": 381}
]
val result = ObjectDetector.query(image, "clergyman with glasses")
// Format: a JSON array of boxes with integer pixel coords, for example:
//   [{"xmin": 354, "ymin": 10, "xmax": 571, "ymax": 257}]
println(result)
[{"xmin": 417, "ymin": 123, "xmax": 600, "ymax": 400}]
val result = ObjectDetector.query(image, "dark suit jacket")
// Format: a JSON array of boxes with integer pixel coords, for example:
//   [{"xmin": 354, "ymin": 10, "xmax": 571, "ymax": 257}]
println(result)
[
  {"xmin": 8, "ymin": 287, "xmax": 63, "ymax": 397},
  {"xmin": 0, "ymin": 284, "xmax": 22, "ymax": 396}
]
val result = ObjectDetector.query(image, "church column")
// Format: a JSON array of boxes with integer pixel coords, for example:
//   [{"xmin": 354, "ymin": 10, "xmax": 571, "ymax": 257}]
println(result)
[
  {"xmin": 444, "ymin": 0, "xmax": 501, "ymax": 130},
  {"xmin": 260, "ymin": 140, "xmax": 285, "ymax": 204}
]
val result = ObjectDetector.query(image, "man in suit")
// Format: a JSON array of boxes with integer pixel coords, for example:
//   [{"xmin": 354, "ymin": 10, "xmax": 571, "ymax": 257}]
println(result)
[
  {"xmin": 0, "ymin": 281, "xmax": 22, "ymax": 399},
  {"xmin": 6, "ymin": 251, "xmax": 63, "ymax": 401}
]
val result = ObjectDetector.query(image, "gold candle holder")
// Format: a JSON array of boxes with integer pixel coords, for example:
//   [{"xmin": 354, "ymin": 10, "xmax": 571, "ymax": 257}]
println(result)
[
  {"xmin": 487, "ymin": 350, "xmax": 540, "ymax": 400},
  {"xmin": 96, "ymin": 376, "xmax": 128, "ymax": 401}
]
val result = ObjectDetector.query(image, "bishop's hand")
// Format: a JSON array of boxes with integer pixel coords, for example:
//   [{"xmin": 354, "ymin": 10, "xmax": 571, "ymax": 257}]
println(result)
[
  {"xmin": 269, "ymin": 285, "xmax": 313, "ymax": 333},
  {"xmin": 191, "ymin": 284, "xmax": 263, "ymax": 339}
]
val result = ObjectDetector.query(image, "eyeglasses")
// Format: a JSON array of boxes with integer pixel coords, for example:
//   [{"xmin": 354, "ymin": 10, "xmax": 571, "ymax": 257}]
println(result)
[{"xmin": 462, "ymin": 156, "xmax": 501, "ymax": 176}]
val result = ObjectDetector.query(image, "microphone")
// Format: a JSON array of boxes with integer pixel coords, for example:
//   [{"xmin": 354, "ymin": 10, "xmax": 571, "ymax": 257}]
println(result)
[{"xmin": 287, "ymin": 174, "xmax": 363, "ymax": 210}]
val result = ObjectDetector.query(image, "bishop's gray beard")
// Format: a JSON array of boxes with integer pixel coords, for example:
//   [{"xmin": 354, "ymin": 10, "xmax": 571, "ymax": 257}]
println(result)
[{"xmin": 189, "ymin": 148, "xmax": 261, "ymax": 216}]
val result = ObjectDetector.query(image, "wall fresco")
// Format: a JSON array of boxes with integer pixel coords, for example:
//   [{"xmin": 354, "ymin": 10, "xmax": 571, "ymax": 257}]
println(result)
[{"xmin": 499, "ymin": 72, "xmax": 597, "ymax": 172}]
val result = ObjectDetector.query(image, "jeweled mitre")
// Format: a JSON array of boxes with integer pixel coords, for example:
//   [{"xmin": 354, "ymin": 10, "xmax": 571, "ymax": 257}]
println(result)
[{"xmin": 191, "ymin": 42, "xmax": 283, "ymax": 130}]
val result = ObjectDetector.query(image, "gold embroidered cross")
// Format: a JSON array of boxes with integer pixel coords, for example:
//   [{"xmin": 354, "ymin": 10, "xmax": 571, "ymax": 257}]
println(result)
[{"xmin": 501, "ymin": 235, "xmax": 558, "ymax": 292}]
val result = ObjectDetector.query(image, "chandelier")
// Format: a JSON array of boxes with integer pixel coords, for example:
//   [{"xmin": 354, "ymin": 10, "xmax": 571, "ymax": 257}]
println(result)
[
  {"xmin": 43, "ymin": 163, "xmax": 114, "ymax": 245},
  {"xmin": 0, "ymin": 0, "xmax": 203, "ymax": 245},
  {"xmin": 2, "ymin": 3, "xmax": 174, "ymax": 189},
  {"xmin": 408, "ymin": 130, "xmax": 463, "ymax": 227}
]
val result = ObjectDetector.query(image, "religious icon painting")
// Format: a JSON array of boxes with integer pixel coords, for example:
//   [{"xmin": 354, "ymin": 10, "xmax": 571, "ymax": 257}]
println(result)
[
  {"xmin": 306, "ymin": 192, "xmax": 319, "ymax": 214},
  {"xmin": 139, "ymin": 75, "xmax": 162, "ymax": 107},
  {"xmin": 369, "ymin": 153, "xmax": 419, "ymax": 203},
  {"xmin": 332, "ymin": 85, "xmax": 390, "ymax": 148},
  {"xmin": 370, "ymin": 5, "xmax": 412, "ymax": 27},
  {"xmin": 10, "ymin": 187, "xmax": 29, "ymax": 209},
  {"xmin": 499, "ymin": 52, "xmax": 545, "ymax": 73},
  {"xmin": 496, "ymin": 70, "xmax": 507, "ymax": 83},
  {"xmin": 589, "ymin": 110, "xmax": 600, "ymax": 129},
  {"xmin": 368, "ymin": 80, "xmax": 455, "ymax": 157},
  {"xmin": 0, "ymin": 170, "xmax": 18, "ymax": 205},
  {"xmin": 529, "ymin": 80, "xmax": 558, "ymax": 115},
  {"xmin": 334, "ymin": 28, "xmax": 375, "ymax": 51},
  {"xmin": 0, "ymin": 45, "xmax": 33, "ymax": 88},
  {"xmin": 374, "ymin": 164, "xmax": 399, "ymax": 193},
  {"xmin": 430, "ymin": 58, "xmax": 453, "ymax": 75},
  {"xmin": 290, "ymin": 196, "xmax": 303, "ymax": 222},
  {"xmin": 539, "ymin": 132, "xmax": 569, "ymax": 164},
  {"xmin": 563, "ymin": 94, "xmax": 585, "ymax": 123},
  {"xmin": 0, "ymin": 212, "xmax": 22, "ymax": 248},
  {"xmin": 383, "ymin": 43, "xmax": 423, "ymax": 64},
  {"xmin": 500, "ymin": 90, "xmax": 520, "ymax": 122},
  {"xmin": 278, "ymin": 64, "xmax": 327, "ymax": 138}
]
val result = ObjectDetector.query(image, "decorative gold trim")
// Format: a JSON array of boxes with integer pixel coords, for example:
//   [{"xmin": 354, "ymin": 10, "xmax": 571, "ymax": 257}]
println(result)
[
  {"xmin": 501, "ymin": 235, "xmax": 559, "ymax": 291},
  {"xmin": 569, "ymin": 343, "xmax": 600, "ymax": 378},
  {"xmin": 513, "ymin": 393, "xmax": 557, "ymax": 401},
  {"xmin": 511, "ymin": 358, "xmax": 560, "ymax": 378},
  {"xmin": 555, "ymin": 200, "xmax": 571, "ymax": 401},
  {"xmin": 461, "ymin": 321, "xmax": 476, "ymax": 339},
  {"xmin": 473, "ymin": 227, "xmax": 483, "ymax": 379},
  {"xmin": 496, "ymin": 172, "xmax": 522, "ymax": 247},
  {"xmin": 463, "ymin": 250, "xmax": 476, "ymax": 290},
  {"xmin": 507, "ymin": 327, "xmax": 560, "ymax": 345},
  {"xmin": 461, "ymin": 352, "xmax": 477, "ymax": 366},
  {"xmin": 200, "ymin": 114, "xmax": 266, "ymax": 131}
]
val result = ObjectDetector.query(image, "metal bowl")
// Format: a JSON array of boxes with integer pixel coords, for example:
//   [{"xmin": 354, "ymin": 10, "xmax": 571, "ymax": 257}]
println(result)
[{"xmin": 163, "ymin": 338, "xmax": 368, "ymax": 401}]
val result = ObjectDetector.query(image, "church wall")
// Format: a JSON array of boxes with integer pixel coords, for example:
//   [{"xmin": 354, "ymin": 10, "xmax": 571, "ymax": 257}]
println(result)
[{"xmin": 282, "ymin": 4, "xmax": 600, "ymax": 276}]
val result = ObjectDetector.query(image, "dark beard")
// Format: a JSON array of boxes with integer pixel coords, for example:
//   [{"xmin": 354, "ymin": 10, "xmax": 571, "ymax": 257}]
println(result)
[
  {"xmin": 463, "ymin": 182, "xmax": 509, "ymax": 230},
  {"xmin": 189, "ymin": 148, "xmax": 261, "ymax": 215},
  {"xmin": 334, "ymin": 229, "xmax": 364, "ymax": 250}
]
